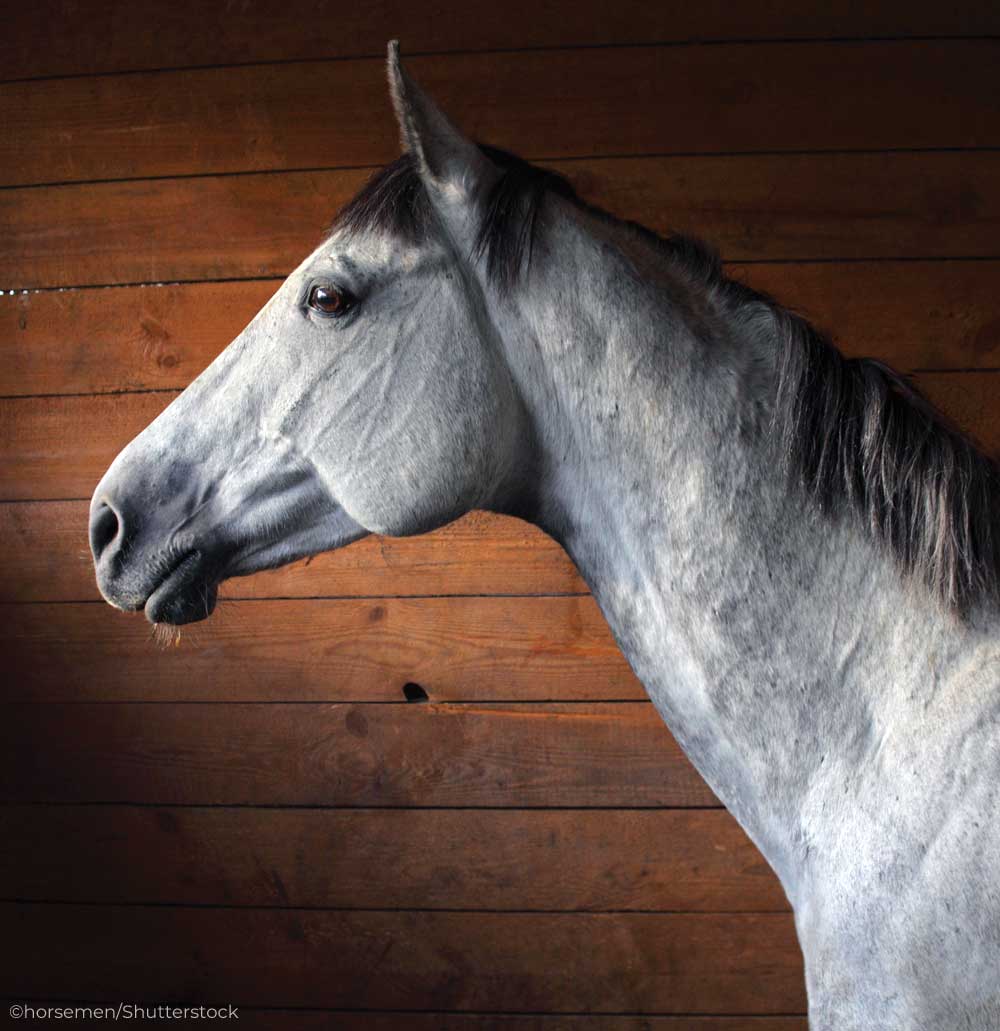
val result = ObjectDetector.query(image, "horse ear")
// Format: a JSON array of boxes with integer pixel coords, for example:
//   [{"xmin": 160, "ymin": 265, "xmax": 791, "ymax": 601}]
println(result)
[{"xmin": 386, "ymin": 41, "xmax": 493, "ymax": 198}]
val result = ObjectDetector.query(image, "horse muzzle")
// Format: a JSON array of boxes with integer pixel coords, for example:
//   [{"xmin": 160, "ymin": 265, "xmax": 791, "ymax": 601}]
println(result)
[{"xmin": 89, "ymin": 489, "xmax": 223, "ymax": 625}]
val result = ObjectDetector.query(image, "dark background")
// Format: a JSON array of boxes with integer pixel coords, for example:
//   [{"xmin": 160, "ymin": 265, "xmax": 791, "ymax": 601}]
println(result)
[{"xmin": 2, "ymin": 1, "xmax": 998, "ymax": 1026}]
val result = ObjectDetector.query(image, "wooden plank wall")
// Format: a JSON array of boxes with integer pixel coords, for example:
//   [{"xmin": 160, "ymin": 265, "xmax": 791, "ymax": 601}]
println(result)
[{"xmin": 2, "ymin": 1, "xmax": 998, "ymax": 1026}]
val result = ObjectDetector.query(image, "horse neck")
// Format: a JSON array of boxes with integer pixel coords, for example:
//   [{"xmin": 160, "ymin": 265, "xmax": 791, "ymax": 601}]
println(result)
[{"xmin": 495, "ymin": 209, "xmax": 979, "ymax": 900}]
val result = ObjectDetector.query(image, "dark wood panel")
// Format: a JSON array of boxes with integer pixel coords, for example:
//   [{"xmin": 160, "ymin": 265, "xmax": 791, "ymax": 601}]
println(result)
[
  {"xmin": 4, "ymin": 0, "xmax": 996, "ymax": 81},
  {"xmin": 1, "ymin": 42, "xmax": 997, "ymax": 187},
  {"xmin": 0, "ymin": 168, "xmax": 364, "ymax": 289},
  {"xmin": 3, "ymin": 372, "xmax": 995, "ymax": 502},
  {"xmin": 0, "ymin": 806, "xmax": 785, "ymax": 910},
  {"xmin": 0, "ymin": 702, "xmax": 717, "ymax": 807},
  {"xmin": 144, "ymin": 1016, "xmax": 809, "ymax": 1031},
  {"xmin": 6, "ymin": 152, "xmax": 1000, "ymax": 290},
  {"xmin": 6, "ymin": 597, "xmax": 638, "ymax": 702},
  {"xmin": 912, "ymin": 374, "xmax": 1000, "ymax": 455},
  {"xmin": 5, "ymin": 904, "xmax": 805, "ymax": 1012},
  {"xmin": 1, "ymin": 281, "xmax": 275, "ymax": 395},
  {"xmin": 0, "ymin": 504, "xmax": 583, "ymax": 603},
  {"xmin": 4, "ymin": 261, "xmax": 998, "ymax": 398},
  {"xmin": 0, "ymin": 390, "xmax": 168, "ymax": 500}
]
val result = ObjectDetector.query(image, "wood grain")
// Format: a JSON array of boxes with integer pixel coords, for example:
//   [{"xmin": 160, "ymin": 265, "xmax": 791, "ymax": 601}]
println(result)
[
  {"xmin": 0, "ymin": 702, "xmax": 717, "ymax": 807},
  {"xmin": 0, "ymin": 504, "xmax": 583, "ymax": 603},
  {"xmin": 4, "ymin": 0, "xmax": 997, "ymax": 81},
  {"xmin": 4, "ymin": 261, "xmax": 999, "ymax": 398},
  {"xmin": 3, "ymin": 371, "xmax": 995, "ymax": 502},
  {"xmin": 0, "ymin": 805, "xmax": 786, "ymax": 911},
  {"xmin": 0, "ymin": 390, "xmax": 171, "ymax": 500},
  {"xmin": 5, "ymin": 904, "xmax": 805, "ymax": 1013},
  {"xmin": 125, "ymin": 1016, "xmax": 809, "ymax": 1031},
  {"xmin": 6, "ymin": 596, "xmax": 639, "ymax": 702},
  {"xmin": 1, "ymin": 41, "xmax": 997, "ymax": 187},
  {"xmin": 5, "ymin": 150, "xmax": 1000, "ymax": 289}
]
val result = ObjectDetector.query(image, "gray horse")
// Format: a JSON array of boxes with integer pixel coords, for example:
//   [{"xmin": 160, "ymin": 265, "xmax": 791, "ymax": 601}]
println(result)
[{"xmin": 90, "ymin": 43, "xmax": 1000, "ymax": 1028}]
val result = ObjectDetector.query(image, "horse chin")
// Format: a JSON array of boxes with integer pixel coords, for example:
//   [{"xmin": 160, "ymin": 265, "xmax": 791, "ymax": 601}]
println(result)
[
  {"xmin": 143, "ymin": 551, "xmax": 219, "ymax": 625},
  {"xmin": 141, "ymin": 506, "xmax": 369, "ymax": 624},
  {"xmin": 146, "ymin": 582, "xmax": 218, "ymax": 625}
]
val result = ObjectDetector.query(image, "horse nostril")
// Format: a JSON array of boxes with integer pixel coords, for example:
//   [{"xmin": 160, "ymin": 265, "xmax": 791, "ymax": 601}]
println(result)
[{"xmin": 90, "ymin": 502, "xmax": 121, "ymax": 561}]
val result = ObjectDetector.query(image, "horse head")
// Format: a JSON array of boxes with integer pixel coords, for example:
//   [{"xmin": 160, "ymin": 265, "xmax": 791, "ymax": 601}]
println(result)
[{"xmin": 90, "ymin": 44, "xmax": 529, "ymax": 624}]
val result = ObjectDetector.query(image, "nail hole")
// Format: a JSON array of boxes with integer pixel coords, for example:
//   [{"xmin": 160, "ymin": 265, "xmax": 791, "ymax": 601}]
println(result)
[{"xmin": 402, "ymin": 682, "xmax": 429, "ymax": 703}]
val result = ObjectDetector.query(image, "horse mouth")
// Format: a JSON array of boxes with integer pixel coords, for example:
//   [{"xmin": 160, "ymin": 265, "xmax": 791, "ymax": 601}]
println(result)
[{"xmin": 144, "ymin": 550, "xmax": 218, "ymax": 625}]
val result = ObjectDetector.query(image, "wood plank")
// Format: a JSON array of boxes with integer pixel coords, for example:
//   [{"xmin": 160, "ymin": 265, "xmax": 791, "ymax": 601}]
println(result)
[
  {"xmin": 4, "ymin": 0, "xmax": 996, "ymax": 81},
  {"xmin": 0, "ymin": 702, "xmax": 716, "ymax": 807},
  {"xmin": 1, "ymin": 41, "xmax": 997, "ymax": 188},
  {"xmin": 2, "ymin": 372, "xmax": 995, "ymax": 502},
  {"xmin": 4, "ymin": 261, "xmax": 999, "ymax": 398},
  {"xmin": 1, "ymin": 281, "xmax": 276, "ymax": 395},
  {"xmin": 0, "ymin": 504, "xmax": 583, "ymax": 603},
  {"xmin": 133, "ymin": 1016, "xmax": 809, "ymax": 1031},
  {"xmin": 6, "ymin": 597, "xmax": 638, "ymax": 703},
  {"xmin": 916, "ymin": 373, "xmax": 1000, "ymax": 455},
  {"xmin": 0, "ymin": 390, "xmax": 168, "ymax": 500},
  {"xmin": 4, "ymin": 904, "xmax": 805, "ymax": 1013},
  {"xmin": 5, "ymin": 151, "xmax": 1000, "ymax": 290},
  {"xmin": 0, "ymin": 806, "xmax": 785, "ymax": 911}
]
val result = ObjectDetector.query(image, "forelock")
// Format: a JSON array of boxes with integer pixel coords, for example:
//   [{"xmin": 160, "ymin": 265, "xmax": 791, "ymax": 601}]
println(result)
[
  {"xmin": 329, "ymin": 153, "xmax": 433, "ymax": 245},
  {"xmin": 328, "ymin": 147, "xmax": 580, "ymax": 293}
]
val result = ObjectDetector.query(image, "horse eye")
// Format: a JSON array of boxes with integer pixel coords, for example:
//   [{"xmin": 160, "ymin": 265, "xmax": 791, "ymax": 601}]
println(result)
[{"xmin": 307, "ymin": 284, "xmax": 354, "ymax": 317}]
